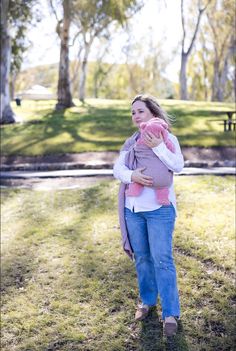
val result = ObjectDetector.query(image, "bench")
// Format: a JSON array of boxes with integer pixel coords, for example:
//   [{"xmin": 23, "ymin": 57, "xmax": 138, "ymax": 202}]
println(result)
[
  {"xmin": 219, "ymin": 119, "xmax": 236, "ymax": 132},
  {"xmin": 209, "ymin": 110, "xmax": 236, "ymax": 131}
]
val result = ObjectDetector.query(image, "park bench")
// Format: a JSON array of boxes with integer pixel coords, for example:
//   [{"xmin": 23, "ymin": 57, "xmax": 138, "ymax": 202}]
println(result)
[{"xmin": 209, "ymin": 110, "xmax": 236, "ymax": 132}]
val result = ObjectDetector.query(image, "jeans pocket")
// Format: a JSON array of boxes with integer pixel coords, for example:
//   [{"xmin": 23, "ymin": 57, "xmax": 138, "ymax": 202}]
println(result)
[{"xmin": 159, "ymin": 204, "xmax": 175, "ymax": 222}]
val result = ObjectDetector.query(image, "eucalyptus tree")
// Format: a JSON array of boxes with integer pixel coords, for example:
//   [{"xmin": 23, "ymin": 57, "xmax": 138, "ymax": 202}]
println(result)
[
  {"xmin": 73, "ymin": 0, "xmax": 143, "ymax": 102},
  {"xmin": 187, "ymin": 0, "xmax": 235, "ymax": 102},
  {"xmin": 1, "ymin": 0, "xmax": 14, "ymax": 123},
  {"xmin": 92, "ymin": 37, "xmax": 116, "ymax": 98},
  {"xmin": 179, "ymin": 0, "xmax": 211, "ymax": 100},
  {"xmin": 1, "ymin": 0, "xmax": 36, "ymax": 123},
  {"xmin": 206, "ymin": 0, "xmax": 235, "ymax": 101},
  {"xmin": 49, "ymin": 0, "xmax": 75, "ymax": 110},
  {"xmin": 122, "ymin": 26, "xmax": 171, "ymax": 98},
  {"xmin": 10, "ymin": 28, "xmax": 29, "ymax": 100}
]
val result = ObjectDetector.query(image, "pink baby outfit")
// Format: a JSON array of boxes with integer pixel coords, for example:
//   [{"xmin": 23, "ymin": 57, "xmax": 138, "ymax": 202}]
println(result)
[{"xmin": 125, "ymin": 118, "xmax": 175, "ymax": 205}]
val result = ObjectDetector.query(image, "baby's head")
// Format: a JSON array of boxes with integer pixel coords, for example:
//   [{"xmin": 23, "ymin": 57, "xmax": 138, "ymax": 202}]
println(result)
[
  {"xmin": 140, "ymin": 117, "xmax": 168, "ymax": 133},
  {"xmin": 137, "ymin": 118, "xmax": 169, "ymax": 145}
]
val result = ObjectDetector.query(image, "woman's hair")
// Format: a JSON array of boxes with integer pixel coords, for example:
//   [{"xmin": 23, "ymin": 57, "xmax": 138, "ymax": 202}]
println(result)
[{"xmin": 131, "ymin": 94, "xmax": 173, "ymax": 127}]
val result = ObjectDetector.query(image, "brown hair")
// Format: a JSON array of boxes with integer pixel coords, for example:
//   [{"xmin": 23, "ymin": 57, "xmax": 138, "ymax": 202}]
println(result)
[{"xmin": 131, "ymin": 94, "xmax": 173, "ymax": 127}]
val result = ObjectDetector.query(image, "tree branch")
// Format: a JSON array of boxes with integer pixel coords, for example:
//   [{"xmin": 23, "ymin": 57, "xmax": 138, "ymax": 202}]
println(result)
[
  {"xmin": 69, "ymin": 29, "xmax": 83, "ymax": 47},
  {"xmin": 186, "ymin": 0, "xmax": 211, "ymax": 57},
  {"xmin": 48, "ymin": 0, "xmax": 60, "ymax": 22},
  {"xmin": 181, "ymin": 0, "xmax": 186, "ymax": 54},
  {"xmin": 186, "ymin": 9, "xmax": 202, "ymax": 56},
  {"xmin": 201, "ymin": 0, "xmax": 212, "ymax": 12}
]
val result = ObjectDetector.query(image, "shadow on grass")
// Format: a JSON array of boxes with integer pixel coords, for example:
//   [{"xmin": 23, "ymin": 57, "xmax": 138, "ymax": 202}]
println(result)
[
  {"xmin": 44, "ymin": 338, "xmax": 84, "ymax": 351},
  {"xmin": 2, "ymin": 102, "xmax": 235, "ymax": 155},
  {"xmin": 59, "ymin": 185, "xmax": 191, "ymax": 350},
  {"xmin": 138, "ymin": 311, "xmax": 189, "ymax": 351},
  {"xmin": 2, "ymin": 107, "xmax": 129, "ymax": 155},
  {"xmin": 1, "ymin": 238, "xmax": 37, "ymax": 295},
  {"xmin": 2, "ymin": 180, "xmax": 235, "ymax": 350},
  {"xmin": 1, "ymin": 190, "xmax": 39, "ymax": 295}
]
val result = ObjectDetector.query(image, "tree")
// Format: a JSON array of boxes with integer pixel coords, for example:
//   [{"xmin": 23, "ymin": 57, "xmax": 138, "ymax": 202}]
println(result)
[
  {"xmin": 50, "ymin": 0, "xmax": 74, "ymax": 110},
  {"xmin": 1, "ymin": 0, "xmax": 36, "ymax": 124},
  {"xmin": 187, "ymin": 0, "xmax": 235, "ymax": 102},
  {"xmin": 187, "ymin": 31, "xmax": 212, "ymax": 101},
  {"xmin": 10, "ymin": 19, "xmax": 37, "ymax": 99},
  {"xmin": 206, "ymin": 0, "xmax": 235, "ymax": 101},
  {"xmin": 1, "ymin": 0, "xmax": 16, "ymax": 123},
  {"xmin": 179, "ymin": 0, "xmax": 210, "ymax": 100},
  {"xmin": 72, "ymin": 0, "xmax": 143, "ymax": 102},
  {"xmin": 92, "ymin": 38, "xmax": 115, "ymax": 98},
  {"xmin": 121, "ymin": 26, "xmax": 173, "ymax": 98}
]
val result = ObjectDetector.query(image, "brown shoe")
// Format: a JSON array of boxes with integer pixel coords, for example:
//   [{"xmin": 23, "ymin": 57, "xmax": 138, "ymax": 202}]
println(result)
[
  {"xmin": 135, "ymin": 303, "xmax": 150, "ymax": 321},
  {"xmin": 163, "ymin": 316, "xmax": 178, "ymax": 336}
]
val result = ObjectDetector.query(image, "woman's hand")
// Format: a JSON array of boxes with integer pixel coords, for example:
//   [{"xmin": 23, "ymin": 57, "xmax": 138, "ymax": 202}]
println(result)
[
  {"xmin": 143, "ymin": 131, "xmax": 163, "ymax": 148},
  {"xmin": 131, "ymin": 167, "xmax": 153, "ymax": 186}
]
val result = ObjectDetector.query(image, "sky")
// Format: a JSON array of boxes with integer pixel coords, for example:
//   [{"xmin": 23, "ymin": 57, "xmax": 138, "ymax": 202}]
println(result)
[{"xmin": 23, "ymin": 0, "xmax": 183, "ymax": 82}]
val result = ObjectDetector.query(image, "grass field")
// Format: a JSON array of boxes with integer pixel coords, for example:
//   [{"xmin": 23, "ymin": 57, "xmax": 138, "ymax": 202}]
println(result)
[
  {"xmin": 1, "ymin": 98, "xmax": 235, "ymax": 156},
  {"xmin": 1, "ymin": 176, "xmax": 235, "ymax": 351}
]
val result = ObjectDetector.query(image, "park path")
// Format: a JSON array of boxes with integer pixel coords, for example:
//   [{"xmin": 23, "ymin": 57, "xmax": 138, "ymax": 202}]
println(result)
[
  {"xmin": 0, "ymin": 167, "xmax": 235, "ymax": 191},
  {"xmin": 1, "ymin": 148, "xmax": 235, "ymax": 189},
  {"xmin": 1, "ymin": 166, "xmax": 235, "ymax": 179}
]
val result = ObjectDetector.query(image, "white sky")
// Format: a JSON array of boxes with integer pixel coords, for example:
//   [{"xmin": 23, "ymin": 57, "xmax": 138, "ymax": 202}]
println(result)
[{"xmin": 23, "ymin": 0, "xmax": 183, "ymax": 82}]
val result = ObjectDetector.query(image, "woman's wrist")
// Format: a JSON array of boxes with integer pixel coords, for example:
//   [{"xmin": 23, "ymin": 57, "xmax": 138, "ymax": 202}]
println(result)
[{"xmin": 152, "ymin": 141, "xmax": 165, "ymax": 151}]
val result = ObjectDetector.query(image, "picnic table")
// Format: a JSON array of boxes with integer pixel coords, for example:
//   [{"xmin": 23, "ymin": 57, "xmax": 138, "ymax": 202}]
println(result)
[{"xmin": 209, "ymin": 110, "xmax": 236, "ymax": 131}]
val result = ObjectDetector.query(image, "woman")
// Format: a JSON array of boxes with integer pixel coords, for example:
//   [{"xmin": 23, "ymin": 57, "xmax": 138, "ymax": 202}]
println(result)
[{"xmin": 113, "ymin": 94, "xmax": 184, "ymax": 337}]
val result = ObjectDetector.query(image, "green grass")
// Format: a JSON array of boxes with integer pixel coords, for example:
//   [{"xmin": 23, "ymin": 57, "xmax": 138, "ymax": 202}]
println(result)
[
  {"xmin": 1, "ymin": 98, "xmax": 235, "ymax": 156},
  {"xmin": 1, "ymin": 176, "xmax": 235, "ymax": 350}
]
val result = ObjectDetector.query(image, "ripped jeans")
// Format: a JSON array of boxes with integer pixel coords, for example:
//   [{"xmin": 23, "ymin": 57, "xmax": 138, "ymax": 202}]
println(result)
[{"xmin": 125, "ymin": 205, "xmax": 180, "ymax": 319}]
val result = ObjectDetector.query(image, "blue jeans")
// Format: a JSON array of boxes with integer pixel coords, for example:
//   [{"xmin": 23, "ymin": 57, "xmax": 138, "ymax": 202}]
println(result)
[{"xmin": 125, "ymin": 205, "xmax": 180, "ymax": 319}]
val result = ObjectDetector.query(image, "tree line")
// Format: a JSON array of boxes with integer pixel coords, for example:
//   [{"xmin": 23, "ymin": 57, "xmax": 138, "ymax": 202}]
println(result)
[{"xmin": 1, "ymin": 0, "xmax": 235, "ymax": 124}]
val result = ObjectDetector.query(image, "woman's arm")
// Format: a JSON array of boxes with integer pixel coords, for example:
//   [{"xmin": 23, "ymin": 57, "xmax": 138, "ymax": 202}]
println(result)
[
  {"xmin": 113, "ymin": 151, "xmax": 154, "ymax": 186},
  {"xmin": 152, "ymin": 134, "xmax": 184, "ymax": 173},
  {"xmin": 113, "ymin": 151, "xmax": 133, "ymax": 184}
]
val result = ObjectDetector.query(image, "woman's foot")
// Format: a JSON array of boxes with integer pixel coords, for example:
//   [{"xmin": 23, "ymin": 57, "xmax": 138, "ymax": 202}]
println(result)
[
  {"xmin": 135, "ymin": 303, "xmax": 150, "ymax": 321},
  {"xmin": 163, "ymin": 316, "xmax": 178, "ymax": 336}
]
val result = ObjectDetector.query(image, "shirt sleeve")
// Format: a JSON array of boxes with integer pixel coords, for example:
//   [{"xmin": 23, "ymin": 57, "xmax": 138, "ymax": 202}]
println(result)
[
  {"xmin": 113, "ymin": 150, "xmax": 133, "ymax": 184},
  {"xmin": 152, "ymin": 134, "xmax": 184, "ymax": 173}
]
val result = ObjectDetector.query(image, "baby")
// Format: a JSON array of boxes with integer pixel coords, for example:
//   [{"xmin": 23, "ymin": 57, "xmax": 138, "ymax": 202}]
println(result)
[{"xmin": 125, "ymin": 118, "xmax": 175, "ymax": 205}]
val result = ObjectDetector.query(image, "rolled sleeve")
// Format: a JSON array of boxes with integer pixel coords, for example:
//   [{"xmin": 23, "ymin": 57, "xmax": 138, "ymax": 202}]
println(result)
[
  {"xmin": 152, "ymin": 134, "xmax": 184, "ymax": 173},
  {"xmin": 113, "ymin": 151, "xmax": 133, "ymax": 184}
]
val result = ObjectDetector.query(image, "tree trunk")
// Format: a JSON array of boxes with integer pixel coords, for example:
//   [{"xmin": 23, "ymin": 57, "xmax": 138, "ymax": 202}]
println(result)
[
  {"xmin": 212, "ymin": 37, "xmax": 233, "ymax": 102},
  {"xmin": 10, "ymin": 71, "xmax": 17, "ymax": 100},
  {"xmin": 180, "ymin": 52, "xmax": 188, "ymax": 100},
  {"xmin": 0, "ymin": 0, "xmax": 16, "ymax": 124},
  {"xmin": 79, "ymin": 43, "xmax": 91, "ymax": 102},
  {"xmin": 179, "ymin": 0, "xmax": 208, "ymax": 100},
  {"xmin": 201, "ymin": 36, "xmax": 209, "ymax": 101},
  {"xmin": 212, "ymin": 59, "xmax": 228, "ymax": 102},
  {"xmin": 55, "ymin": 0, "xmax": 74, "ymax": 111},
  {"xmin": 218, "ymin": 57, "xmax": 228, "ymax": 101},
  {"xmin": 93, "ymin": 70, "xmax": 100, "ymax": 98}
]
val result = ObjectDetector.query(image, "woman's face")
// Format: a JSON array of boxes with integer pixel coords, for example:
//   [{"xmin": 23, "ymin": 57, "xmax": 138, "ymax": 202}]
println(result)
[{"xmin": 131, "ymin": 100, "xmax": 155, "ymax": 127}]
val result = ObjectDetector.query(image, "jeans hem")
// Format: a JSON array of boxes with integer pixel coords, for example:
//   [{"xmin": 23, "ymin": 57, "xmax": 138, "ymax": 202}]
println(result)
[{"xmin": 162, "ymin": 313, "xmax": 181, "ymax": 319}]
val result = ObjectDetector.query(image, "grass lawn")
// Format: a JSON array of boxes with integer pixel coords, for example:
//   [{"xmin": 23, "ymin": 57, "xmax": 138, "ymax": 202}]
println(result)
[
  {"xmin": 1, "ymin": 98, "xmax": 235, "ymax": 156},
  {"xmin": 1, "ymin": 175, "xmax": 235, "ymax": 351}
]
